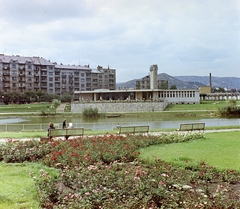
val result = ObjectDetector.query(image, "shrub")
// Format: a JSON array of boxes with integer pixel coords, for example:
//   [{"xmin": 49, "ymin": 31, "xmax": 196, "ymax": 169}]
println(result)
[
  {"xmin": 218, "ymin": 99, "xmax": 240, "ymax": 117},
  {"xmin": 82, "ymin": 107, "xmax": 99, "ymax": 118},
  {"xmin": 1, "ymin": 133, "xmax": 240, "ymax": 208}
]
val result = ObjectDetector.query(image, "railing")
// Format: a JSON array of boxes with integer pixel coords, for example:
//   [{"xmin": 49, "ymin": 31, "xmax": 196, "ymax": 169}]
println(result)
[{"xmin": 0, "ymin": 122, "xmax": 132, "ymax": 132}]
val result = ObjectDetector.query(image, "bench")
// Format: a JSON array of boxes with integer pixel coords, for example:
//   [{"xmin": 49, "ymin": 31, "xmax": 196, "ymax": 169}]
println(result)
[
  {"xmin": 117, "ymin": 126, "xmax": 149, "ymax": 135},
  {"xmin": 177, "ymin": 123, "xmax": 205, "ymax": 132},
  {"xmin": 49, "ymin": 128, "xmax": 84, "ymax": 140}
]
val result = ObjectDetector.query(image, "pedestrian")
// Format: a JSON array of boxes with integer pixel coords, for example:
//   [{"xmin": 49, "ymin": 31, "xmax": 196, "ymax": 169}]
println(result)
[
  {"xmin": 47, "ymin": 122, "xmax": 55, "ymax": 141},
  {"xmin": 62, "ymin": 119, "xmax": 66, "ymax": 129},
  {"xmin": 68, "ymin": 122, "xmax": 74, "ymax": 129},
  {"xmin": 65, "ymin": 122, "xmax": 74, "ymax": 140}
]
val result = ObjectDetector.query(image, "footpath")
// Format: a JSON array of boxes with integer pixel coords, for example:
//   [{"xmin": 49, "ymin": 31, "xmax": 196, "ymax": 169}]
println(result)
[{"xmin": 0, "ymin": 129, "xmax": 239, "ymax": 143}]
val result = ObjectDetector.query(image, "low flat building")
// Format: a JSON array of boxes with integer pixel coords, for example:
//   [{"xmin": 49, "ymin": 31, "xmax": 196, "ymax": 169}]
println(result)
[{"xmin": 74, "ymin": 88, "xmax": 200, "ymax": 104}]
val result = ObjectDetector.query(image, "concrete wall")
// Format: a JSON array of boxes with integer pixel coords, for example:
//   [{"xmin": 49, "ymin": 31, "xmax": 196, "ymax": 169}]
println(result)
[{"xmin": 71, "ymin": 100, "xmax": 168, "ymax": 113}]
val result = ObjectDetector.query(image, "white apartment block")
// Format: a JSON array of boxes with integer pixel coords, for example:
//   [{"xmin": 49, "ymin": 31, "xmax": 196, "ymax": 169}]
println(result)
[{"xmin": 0, "ymin": 54, "xmax": 116, "ymax": 96}]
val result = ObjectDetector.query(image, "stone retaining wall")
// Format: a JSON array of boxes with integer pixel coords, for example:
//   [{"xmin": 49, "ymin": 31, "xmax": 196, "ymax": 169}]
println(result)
[{"xmin": 71, "ymin": 100, "xmax": 168, "ymax": 113}]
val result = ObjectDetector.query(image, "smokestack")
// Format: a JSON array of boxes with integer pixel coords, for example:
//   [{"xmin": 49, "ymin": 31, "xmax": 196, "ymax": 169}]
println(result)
[{"xmin": 209, "ymin": 73, "xmax": 212, "ymax": 93}]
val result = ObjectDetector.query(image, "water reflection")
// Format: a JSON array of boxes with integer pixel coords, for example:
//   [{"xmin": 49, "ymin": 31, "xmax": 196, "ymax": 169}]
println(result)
[{"xmin": 0, "ymin": 118, "xmax": 28, "ymax": 124}]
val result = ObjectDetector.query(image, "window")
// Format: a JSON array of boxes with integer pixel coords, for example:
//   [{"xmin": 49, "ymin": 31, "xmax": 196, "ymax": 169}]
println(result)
[
  {"xmin": 49, "ymin": 78, "xmax": 53, "ymax": 81},
  {"xmin": 12, "ymin": 64, "xmax": 16, "ymax": 68},
  {"xmin": 81, "ymin": 73, "xmax": 85, "ymax": 77},
  {"xmin": 28, "ymin": 65, "xmax": 31, "ymax": 69},
  {"xmin": 12, "ymin": 77, "xmax": 17, "ymax": 81},
  {"xmin": 49, "ymin": 72, "xmax": 53, "ymax": 76}
]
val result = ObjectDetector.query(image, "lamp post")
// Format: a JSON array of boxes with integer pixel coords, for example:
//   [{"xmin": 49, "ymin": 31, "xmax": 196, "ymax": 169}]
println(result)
[{"xmin": 2, "ymin": 96, "xmax": 4, "ymax": 104}]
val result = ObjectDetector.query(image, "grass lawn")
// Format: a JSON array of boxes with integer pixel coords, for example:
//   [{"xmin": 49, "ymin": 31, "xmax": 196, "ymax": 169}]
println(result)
[
  {"xmin": 139, "ymin": 131, "xmax": 240, "ymax": 171},
  {"xmin": 0, "ymin": 162, "xmax": 59, "ymax": 209},
  {"xmin": 165, "ymin": 100, "xmax": 240, "ymax": 111}
]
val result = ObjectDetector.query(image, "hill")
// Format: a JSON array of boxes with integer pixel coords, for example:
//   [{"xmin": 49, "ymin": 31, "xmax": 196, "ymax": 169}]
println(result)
[{"xmin": 117, "ymin": 73, "xmax": 240, "ymax": 90}]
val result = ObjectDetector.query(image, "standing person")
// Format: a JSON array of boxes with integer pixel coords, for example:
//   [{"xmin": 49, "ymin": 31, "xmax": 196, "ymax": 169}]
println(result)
[
  {"xmin": 62, "ymin": 119, "xmax": 66, "ymax": 129},
  {"xmin": 65, "ymin": 122, "xmax": 74, "ymax": 140},
  {"xmin": 47, "ymin": 122, "xmax": 55, "ymax": 141},
  {"xmin": 68, "ymin": 122, "xmax": 74, "ymax": 129}
]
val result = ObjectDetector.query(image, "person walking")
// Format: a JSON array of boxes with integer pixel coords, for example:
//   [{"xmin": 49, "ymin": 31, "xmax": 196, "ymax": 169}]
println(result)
[{"xmin": 62, "ymin": 119, "xmax": 67, "ymax": 129}]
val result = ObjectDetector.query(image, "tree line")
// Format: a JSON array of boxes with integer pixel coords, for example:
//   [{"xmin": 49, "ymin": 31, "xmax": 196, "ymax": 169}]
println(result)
[{"xmin": 0, "ymin": 90, "xmax": 72, "ymax": 104}]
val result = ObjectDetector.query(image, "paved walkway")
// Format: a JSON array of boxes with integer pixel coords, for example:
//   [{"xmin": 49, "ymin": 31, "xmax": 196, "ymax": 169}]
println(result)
[
  {"xmin": 56, "ymin": 103, "xmax": 66, "ymax": 113},
  {"xmin": 0, "ymin": 129, "xmax": 239, "ymax": 143}
]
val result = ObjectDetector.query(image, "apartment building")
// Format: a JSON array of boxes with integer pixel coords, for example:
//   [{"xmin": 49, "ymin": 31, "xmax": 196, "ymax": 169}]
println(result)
[{"xmin": 0, "ymin": 54, "xmax": 116, "ymax": 95}]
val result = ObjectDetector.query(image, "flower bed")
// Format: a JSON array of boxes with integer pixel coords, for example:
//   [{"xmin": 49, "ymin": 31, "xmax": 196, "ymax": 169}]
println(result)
[{"xmin": 1, "ymin": 132, "xmax": 240, "ymax": 208}]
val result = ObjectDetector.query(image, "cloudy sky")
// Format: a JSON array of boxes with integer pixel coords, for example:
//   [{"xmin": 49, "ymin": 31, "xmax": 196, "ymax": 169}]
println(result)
[{"xmin": 0, "ymin": 0, "xmax": 239, "ymax": 82}]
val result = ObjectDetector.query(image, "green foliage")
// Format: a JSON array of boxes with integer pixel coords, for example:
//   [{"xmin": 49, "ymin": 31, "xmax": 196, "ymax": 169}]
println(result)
[
  {"xmin": 60, "ymin": 93, "xmax": 72, "ymax": 103},
  {"xmin": 212, "ymin": 87, "xmax": 225, "ymax": 93},
  {"xmin": 218, "ymin": 99, "xmax": 240, "ymax": 117},
  {"xmin": 0, "ymin": 90, "xmax": 67, "ymax": 104},
  {"xmin": 52, "ymin": 99, "xmax": 61, "ymax": 109},
  {"xmin": 1, "ymin": 133, "xmax": 240, "ymax": 208},
  {"xmin": 82, "ymin": 107, "xmax": 99, "ymax": 118},
  {"xmin": 170, "ymin": 84, "xmax": 177, "ymax": 89}
]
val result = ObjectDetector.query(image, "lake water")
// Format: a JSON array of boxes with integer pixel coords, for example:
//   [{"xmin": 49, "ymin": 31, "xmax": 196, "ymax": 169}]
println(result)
[{"xmin": 0, "ymin": 116, "xmax": 239, "ymax": 131}]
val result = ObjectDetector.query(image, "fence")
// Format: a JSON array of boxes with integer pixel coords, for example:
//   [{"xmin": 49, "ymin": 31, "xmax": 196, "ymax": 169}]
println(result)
[{"xmin": 0, "ymin": 122, "xmax": 132, "ymax": 132}]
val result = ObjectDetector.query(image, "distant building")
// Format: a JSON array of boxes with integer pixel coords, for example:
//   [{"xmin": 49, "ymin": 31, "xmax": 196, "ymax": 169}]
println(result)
[
  {"xmin": 0, "ymin": 54, "xmax": 116, "ymax": 96},
  {"xmin": 136, "ymin": 65, "xmax": 168, "ymax": 89},
  {"xmin": 74, "ymin": 64, "xmax": 200, "ymax": 105}
]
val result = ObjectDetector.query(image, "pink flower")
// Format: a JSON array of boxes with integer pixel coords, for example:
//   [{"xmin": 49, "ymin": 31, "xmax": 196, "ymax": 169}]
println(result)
[{"xmin": 85, "ymin": 192, "xmax": 91, "ymax": 196}]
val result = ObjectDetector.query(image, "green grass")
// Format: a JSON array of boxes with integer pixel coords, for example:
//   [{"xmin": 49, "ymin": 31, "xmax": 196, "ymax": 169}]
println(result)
[
  {"xmin": 139, "ymin": 131, "xmax": 240, "ymax": 171},
  {"xmin": 0, "ymin": 125, "xmax": 240, "ymax": 139},
  {"xmin": 0, "ymin": 103, "xmax": 54, "ymax": 114},
  {"xmin": 0, "ymin": 162, "xmax": 59, "ymax": 209},
  {"xmin": 165, "ymin": 100, "xmax": 240, "ymax": 112}
]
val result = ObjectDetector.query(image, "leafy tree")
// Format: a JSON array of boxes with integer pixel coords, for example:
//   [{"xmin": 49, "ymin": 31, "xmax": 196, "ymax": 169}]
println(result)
[
  {"xmin": 61, "ymin": 93, "xmax": 72, "ymax": 103},
  {"xmin": 52, "ymin": 99, "xmax": 61, "ymax": 109},
  {"xmin": 170, "ymin": 84, "xmax": 177, "ymax": 89},
  {"xmin": 8, "ymin": 91, "xmax": 21, "ymax": 103},
  {"xmin": 212, "ymin": 87, "xmax": 225, "ymax": 93}
]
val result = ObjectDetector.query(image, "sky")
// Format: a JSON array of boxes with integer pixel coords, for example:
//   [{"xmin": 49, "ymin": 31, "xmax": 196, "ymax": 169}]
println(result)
[{"xmin": 0, "ymin": 0, "xmax": 239, "ymax": 82}]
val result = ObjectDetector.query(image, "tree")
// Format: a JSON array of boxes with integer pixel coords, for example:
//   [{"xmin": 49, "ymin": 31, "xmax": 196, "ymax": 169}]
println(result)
[
  {"xmin": 8, "ymin": 91, "xmax": 21, "ymax": 103},
  {"xmin": 170, "ymin": 84, "xmax": 177, "ymax": 89},
  {"xmin": 61, "ymin": 93, "xmax": 72, "ymax": 103}
]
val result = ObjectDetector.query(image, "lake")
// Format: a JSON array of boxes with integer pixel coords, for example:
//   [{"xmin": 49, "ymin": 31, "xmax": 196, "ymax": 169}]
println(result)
[{"xmin": 0, "ymin": 116, "xmax": 239, "ymax": 131}]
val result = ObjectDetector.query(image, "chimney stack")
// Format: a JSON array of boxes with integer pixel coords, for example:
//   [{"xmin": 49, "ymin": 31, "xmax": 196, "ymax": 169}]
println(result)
[{"xmin": 209, "ymin": 73, "xmax": 212, "ymax": 93}]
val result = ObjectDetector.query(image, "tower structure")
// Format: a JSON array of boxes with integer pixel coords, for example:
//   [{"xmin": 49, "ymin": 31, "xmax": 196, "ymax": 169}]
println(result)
[{"xmin": 149, "ymin": 64, "xmax": 158, "ymax": 89}]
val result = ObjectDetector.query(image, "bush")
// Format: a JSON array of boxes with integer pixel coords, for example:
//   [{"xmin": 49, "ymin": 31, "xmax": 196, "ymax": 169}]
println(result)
[
  {"xmin": 1, "ymin": 133, "xmax": 240, "ymax": 208},
  {"xmin": 82, "ymin": 107, "xmax": 99, "ymax": 118}
]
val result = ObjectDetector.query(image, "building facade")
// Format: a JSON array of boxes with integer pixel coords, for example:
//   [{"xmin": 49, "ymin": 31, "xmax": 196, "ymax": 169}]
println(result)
[
  {"xmin": 74, "ymin": 64, "xmax": 200, "ymax": 113},
  {"xmin": 136, "ymin": 65, "xmax": 168, "ymax": 90},
  {"xmin": 0, "ymin": 54, "xmax": 116, "ymax": 96}
]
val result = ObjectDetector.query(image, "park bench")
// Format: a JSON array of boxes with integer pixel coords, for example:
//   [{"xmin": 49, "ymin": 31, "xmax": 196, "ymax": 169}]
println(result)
[
  {"xmin": 177, "ymin": 123, "xmax": 205, "ymax": 132},
  {"xmin": 117, "ymin": 125, "xmax": 149, "ymax": 135},
  {"xmin": 49, "ymin": 128, "xmax": 84, "ymax": 140}
]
